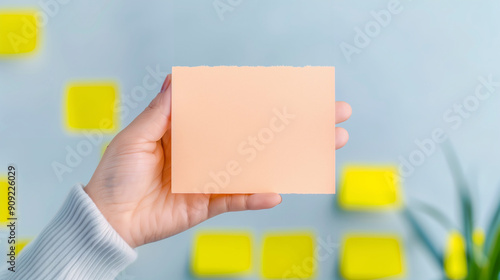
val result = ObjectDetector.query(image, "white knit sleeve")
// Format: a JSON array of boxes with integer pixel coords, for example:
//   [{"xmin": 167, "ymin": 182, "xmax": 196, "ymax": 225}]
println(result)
[{"xmin": 0, "ymin": 184, "xmax": 138, "ymax": 280}]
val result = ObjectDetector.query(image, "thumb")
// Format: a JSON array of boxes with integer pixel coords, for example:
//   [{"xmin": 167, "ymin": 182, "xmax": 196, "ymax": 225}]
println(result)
[{"xmin": 120, "ymin": 74, "xmax": 172, "ymax": 142}]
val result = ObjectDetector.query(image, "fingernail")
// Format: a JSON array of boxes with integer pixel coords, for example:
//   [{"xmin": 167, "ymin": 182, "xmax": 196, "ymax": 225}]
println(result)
[{"xmin": 161, "ymin": 74, "xmax": 172, "ymax": 92}]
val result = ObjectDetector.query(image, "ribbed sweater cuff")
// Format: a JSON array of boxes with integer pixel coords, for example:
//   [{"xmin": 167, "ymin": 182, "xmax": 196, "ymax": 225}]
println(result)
[{"xmin": 1, "ymin": 184, "xmax": 137, "ymax": 280}]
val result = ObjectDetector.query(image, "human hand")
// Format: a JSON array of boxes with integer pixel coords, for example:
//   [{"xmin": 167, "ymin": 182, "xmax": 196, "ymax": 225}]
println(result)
[{"xmin": 84, "ymin": 74, "xmax": 352, "ymax": 248}]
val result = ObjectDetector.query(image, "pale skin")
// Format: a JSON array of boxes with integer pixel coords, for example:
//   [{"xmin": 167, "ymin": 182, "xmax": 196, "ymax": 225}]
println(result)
[{"xmin": 85, "ymin": 74, "xmax": 352, "ymax": 248}]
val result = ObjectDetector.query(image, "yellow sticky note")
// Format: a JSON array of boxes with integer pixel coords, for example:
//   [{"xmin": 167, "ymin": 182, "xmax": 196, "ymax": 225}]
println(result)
[
  {"xmin": 340, "ymin": 234, "xmax": 405, "ymax": 280},
  {"xmin": 192, "ymin": 231, "xmax": 252, "ymax": 277},
  {"xmin": 444, "ymin": 231, "xmax": 467, "ymax": 280},
  {"xmin": 472, "ymin": 228, "xmax": 485, "ymax": 247},
  {"xmin": 65, "ymin": 82, "xmax": 119, "ymax": 132},
  {"xmin": 261, "ymin": 232, "xmax": 315, "ymax": 279},
  {"xmin": 172, "ymin": 66, "xmax": 336, "ymax": 194},
  {"xmin": 338, "ymin": 165, "xmax": 402, "ymax": 210},
  {"xmin": 0, "ymin": 178, "xmax": 9, "ymax": 224},
  {"xmin": 15, "ymin": 238, "xmax": 32, "ymax": 256},
  {"xmin": 0, "ymin": 11, "xmax": 38, "ymax": 55}
]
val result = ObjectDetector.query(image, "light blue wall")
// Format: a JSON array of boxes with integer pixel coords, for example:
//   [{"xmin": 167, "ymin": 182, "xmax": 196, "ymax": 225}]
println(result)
[{"xmin": 1, "ymin": 0, "xmax": 500, "ymax": 279}]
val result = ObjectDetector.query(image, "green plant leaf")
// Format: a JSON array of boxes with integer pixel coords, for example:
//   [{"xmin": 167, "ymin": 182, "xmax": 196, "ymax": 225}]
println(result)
[
  {"xmin": 481, "ymin": 225, "xmax": 500, "ymax": 280},
  {"xmin": 441, "ymin": 142, "xmax": 479, "ymax": 279},
  {"xmin": 404, "ymin": 208, "xmax": 443, "ymax": 265},
  {"xmin": 484, "ymin": 184, "xmax": 500, "ymax": 253},
  {"xmin": 411, "ymin": 199, "xmax": 457, "ymax": 231}
]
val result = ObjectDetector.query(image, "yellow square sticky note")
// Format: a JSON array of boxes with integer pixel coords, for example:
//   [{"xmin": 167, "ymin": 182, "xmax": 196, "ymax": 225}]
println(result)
[
  {"xmin": 0, "ymin": 11, "xmax": 38, "ymax": 55},
  {"xmin": 65, "ymin": 82, "xmax": 119, "ymax": 132},
  {"xmin": 472, "ymin": 228, "xmax": 485, "ymax": 247},
  {"xmin": 172, "ymin": 66, "xmax": 336, "ymax": 194},
  {"xmin": 261, "ymin": 232, "xmax": 315, "ymax": 279},
  {"xmin": 338, "ymin": 165, "xmax": 402, "ymax": 210},
  {"xmin": 15, "ymin": 238, "xmax": 32, "ymax": 256},
  {"xmin": 340, "ymin": 234, "xmax": 405, "ymax": 280},
  {"xmin": 0, "ymin": 178, "xmax": 9, "ymax": 224},
  {"xmin": 192, "ymin": 231, "xmax": 252, "ymax": 277},
  {"xmin": 444, "ymin": 231, "xmax": 467, "ymax": 280}
]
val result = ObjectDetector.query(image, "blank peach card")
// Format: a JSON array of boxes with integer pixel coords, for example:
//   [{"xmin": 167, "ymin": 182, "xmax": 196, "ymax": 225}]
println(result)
[{"xmin": 172, "ymin": 66, "xmax": 335, "ymax": 194}]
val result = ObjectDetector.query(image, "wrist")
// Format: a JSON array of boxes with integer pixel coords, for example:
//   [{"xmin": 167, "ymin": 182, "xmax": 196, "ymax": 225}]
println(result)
[{"xmin": 84, "ymin": 184, "xmax": 139, "ymax": 248}]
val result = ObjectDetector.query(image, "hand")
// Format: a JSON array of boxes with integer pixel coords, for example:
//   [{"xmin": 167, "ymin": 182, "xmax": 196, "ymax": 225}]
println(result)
[{"xmin": 84, "ymin": 74, "xmax": 352, "ymax": 248}]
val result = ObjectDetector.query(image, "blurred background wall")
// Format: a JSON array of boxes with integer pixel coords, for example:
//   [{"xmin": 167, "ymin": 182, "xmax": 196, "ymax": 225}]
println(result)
[{"xmin": 1, "ymin": 0, "xmax": 500, "ymax": 279}]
